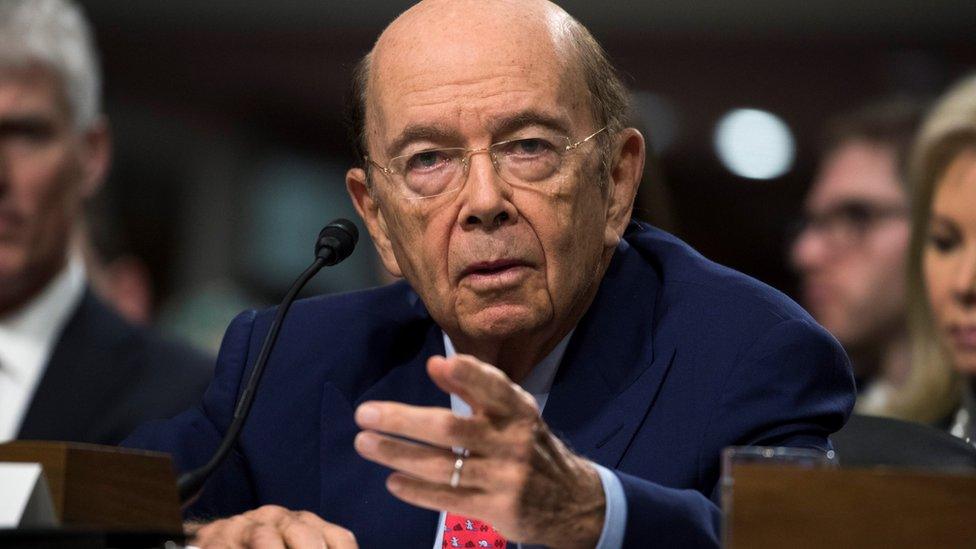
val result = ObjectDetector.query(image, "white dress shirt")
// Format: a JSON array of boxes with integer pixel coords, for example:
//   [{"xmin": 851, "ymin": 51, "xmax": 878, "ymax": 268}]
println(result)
[{"xmin": 0, "ymin": 255, "xmax": 86, "ymax": 442}]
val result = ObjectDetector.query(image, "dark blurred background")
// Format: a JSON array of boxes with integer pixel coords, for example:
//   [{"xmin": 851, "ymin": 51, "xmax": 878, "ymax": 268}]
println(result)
[{"xmin": 76, "ymin": 0, "xmax": 976, "ymax": 351}]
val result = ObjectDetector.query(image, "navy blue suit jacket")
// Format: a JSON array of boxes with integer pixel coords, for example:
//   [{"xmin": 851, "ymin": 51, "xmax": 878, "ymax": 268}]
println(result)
[{"xmin": 124, "ymin": 222, "xmax": 855, "ymax": 547}]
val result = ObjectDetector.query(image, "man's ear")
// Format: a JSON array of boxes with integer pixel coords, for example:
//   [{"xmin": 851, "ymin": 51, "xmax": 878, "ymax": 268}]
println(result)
[
  {"xmin": 346, "ymin": 167, "xmax": 403, "ymax": 278},
  {"xmin": 80, "ymin": 117, "xmax": 111, "ymax": 198},
  {"xmin": 603, "ymin": 128, "xmax": 645, "ymax": 248}
]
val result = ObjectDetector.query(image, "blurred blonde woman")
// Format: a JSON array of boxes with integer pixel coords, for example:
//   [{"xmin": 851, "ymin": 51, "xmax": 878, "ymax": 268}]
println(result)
[{"xmin": 883, "ymin": 76, "xmax": 976, "ymax": 439}]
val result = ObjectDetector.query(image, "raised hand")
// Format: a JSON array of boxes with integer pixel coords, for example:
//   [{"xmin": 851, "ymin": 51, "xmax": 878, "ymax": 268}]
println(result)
[{"xmin": 354, "ymin": 354, "xmax": 606, "ymax": 548}]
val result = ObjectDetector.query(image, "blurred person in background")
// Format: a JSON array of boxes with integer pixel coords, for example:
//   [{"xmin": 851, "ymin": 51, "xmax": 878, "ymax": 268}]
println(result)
[
  {"xmin": 791, "ymin": 101, "xmax": 925, "ymax": 415},
  {"xmin": 887, "ymin": 76, "xmax": 976, "ymax": 435},
  {"xmin": 0, "ymin": 0, "xmax": 212, "ymax": 445}
]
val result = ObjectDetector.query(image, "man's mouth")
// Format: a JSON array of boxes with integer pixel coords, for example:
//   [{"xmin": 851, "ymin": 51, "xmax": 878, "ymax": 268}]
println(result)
[{"xmin": 459, "ymin": 259, "xmax": 530, "ymax": 288}]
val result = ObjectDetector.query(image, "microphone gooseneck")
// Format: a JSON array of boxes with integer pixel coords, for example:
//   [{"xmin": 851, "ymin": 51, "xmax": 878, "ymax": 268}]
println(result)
[{"xmin": 177, "ymin": 219, "xmax": 359, "ymax": 505}]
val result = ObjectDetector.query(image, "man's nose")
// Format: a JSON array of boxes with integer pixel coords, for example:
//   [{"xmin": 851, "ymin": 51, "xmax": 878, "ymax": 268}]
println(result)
[
  {"xmin": 951, "ymin": 246, "xmax": 976, "ymax": 307},
  {"xmin": 458, "ymin": 153, "xmax": 518, "ymax": 231},
  {"xmin": 790, "ymin": 228, "xmax": 828, "ymax": 273}
]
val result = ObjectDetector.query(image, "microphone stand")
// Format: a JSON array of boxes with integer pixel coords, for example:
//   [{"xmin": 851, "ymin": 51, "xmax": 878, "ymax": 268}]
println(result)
[{"xmin": 177, "ymin": 220, "xmax": 358, "ymax": 505}]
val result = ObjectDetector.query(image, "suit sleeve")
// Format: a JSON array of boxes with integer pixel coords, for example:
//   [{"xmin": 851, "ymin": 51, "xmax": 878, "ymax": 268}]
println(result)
[
  {"xmin": 614, "ymin": 317, "xmax": 856, "ymax": 547},
  {"xmin": 121, "ymin": 310, "xmax": 261, "ymax": 520}
]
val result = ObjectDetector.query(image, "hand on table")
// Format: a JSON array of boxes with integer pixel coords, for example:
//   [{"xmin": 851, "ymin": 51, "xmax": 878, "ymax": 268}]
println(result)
[
  {"xmin": 354, "ymin": 354, "xmax": 606, "ymax": 548},
  {"xmin": 187, "ymin": 505, "xmax": 358, "ymax": 548}
]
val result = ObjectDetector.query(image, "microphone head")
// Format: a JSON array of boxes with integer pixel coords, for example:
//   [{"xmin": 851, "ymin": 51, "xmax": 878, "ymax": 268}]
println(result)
[{"xmin": 316, "ymin": 218, "xmax": 359, "ymax": 265}]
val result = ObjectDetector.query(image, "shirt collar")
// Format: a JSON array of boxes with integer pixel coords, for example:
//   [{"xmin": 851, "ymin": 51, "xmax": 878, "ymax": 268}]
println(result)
[
  {"xmin": 441, "ymin": 330, "xmax": 573, "ymax": 410},
  {"xmin": 0, "ymin": 253, "xmax": 87, "ymax": 374}
]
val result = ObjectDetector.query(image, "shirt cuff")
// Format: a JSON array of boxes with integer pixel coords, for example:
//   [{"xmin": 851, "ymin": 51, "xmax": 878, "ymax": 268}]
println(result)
[{"xmin": 593, "ymin": 463, "xmax": 627, "ymax": 549}]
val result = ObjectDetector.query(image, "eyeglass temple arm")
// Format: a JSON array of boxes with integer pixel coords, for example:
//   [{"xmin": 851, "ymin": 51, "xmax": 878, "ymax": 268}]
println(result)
[{"xmin": 566, "ymin": 126, "xmax": 609, "ymax": 150}]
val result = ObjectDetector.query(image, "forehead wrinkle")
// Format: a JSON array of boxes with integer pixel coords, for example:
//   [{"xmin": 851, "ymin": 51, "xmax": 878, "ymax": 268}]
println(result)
[
  {"xmin": 365, "ymin": 0, "xmax": 589, "ymax": 160},
  {"xmin": 380, "ymin": 72, "xmax": 573, "ymax": 144},
  {"xmin": 394, "ymin": 76, "xmax": 539, "ymax": 110}
]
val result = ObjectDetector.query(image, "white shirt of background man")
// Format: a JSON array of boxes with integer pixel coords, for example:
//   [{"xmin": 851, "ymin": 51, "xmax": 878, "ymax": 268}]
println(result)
[{"xmin": 0, "ymin": 254, "xmax": 86, "ymax": 442}]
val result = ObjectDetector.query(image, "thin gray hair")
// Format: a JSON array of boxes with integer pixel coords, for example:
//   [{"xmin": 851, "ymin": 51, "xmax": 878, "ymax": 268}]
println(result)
[{"xmin": 0, "ymin": 0, "xmax": 102, "ymax": 130}]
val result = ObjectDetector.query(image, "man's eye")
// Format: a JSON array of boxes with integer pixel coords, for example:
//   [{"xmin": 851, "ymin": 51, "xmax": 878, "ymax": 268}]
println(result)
[
  {"xmin": 0, "ymin": 124, "xmax": 55, "ymax": 147},
  {"xmin": 406, "ymin": 150, "xmax": 450, "ymax": 172},
  {"xmin": 504, "ymin": 138, "xmax": 554, "ymax": 157},
  {"xmin": 836, "ymin": 204, "xmax": 872, "ymax": 226}
]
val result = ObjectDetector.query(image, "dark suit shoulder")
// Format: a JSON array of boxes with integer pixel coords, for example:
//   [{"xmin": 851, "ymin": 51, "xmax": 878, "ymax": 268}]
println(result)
[
  {"xmin": 18, "ymin": 290, "xmax": 214, "ymax": 445},
  {"xmin": 621, "ymin": 222, "xmax": 850, "ymax": 409},
  {"xmin": 625, "ymin": 221, "xmax": 816, "ymax": 332},
  {"xmin": 282, "ymin": 281, "xmax": 423, "ymax": 324},
  {"xmin": 241, "ymin": 282, "xmax": 436, "ymax": 399}
]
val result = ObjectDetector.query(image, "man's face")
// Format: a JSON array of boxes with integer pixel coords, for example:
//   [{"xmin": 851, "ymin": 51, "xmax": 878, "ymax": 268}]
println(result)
[
  {"xmin": 347, "ymin": 7, "xmax": 639, "ymax": 351},
  {"xmin": 0, "ymin": 66, "xmax": 105, "ymax": 312},
  {"xmin": 791, "ymin": 140, "xmax": 910, "ymax": 348}
]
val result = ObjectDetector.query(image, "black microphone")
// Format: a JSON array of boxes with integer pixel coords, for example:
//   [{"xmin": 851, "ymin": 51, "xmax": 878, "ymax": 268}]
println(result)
[{"xmin": 177, "ymin": 219, "xmax": 359, "ymax": 504}]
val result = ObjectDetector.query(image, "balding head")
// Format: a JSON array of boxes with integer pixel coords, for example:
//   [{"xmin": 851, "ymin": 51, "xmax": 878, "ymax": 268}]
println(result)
[
  {"xmin": 349, "ymin": 0, "xmax": 627, "ymax": 176},
  {"xmin": 343, "ymin": 0, "xmax": 644, "ymax": 375}
]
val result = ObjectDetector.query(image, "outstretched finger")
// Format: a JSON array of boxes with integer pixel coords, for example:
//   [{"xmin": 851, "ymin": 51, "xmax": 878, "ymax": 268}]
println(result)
[
  {"xmin": 427, "ymin": 355, "xmax": 538, "ymax": 419},
  {"xmin": 385, "ymin": 471, "xmax": 496, "ymax": 522},
  {"xmin": 354, "ymin": 401, "xmax": 496, "ymax": 454},
  {"xmin": 355, "ymin": 430, "xmax": 497, "ymax": 489}
]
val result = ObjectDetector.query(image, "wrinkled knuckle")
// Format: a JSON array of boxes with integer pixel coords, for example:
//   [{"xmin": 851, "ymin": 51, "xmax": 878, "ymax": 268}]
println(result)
[
  {"xmin": 248, "ymin": 523, "xmax": 280, "ymax": 544},
  {"xmin": 448, "ymin": 416, "xmax": 477, "ymax": 441},
  {"xmin": 463, "ymin": 459, "xmax": 485, "ymax": 484},
  {"xmin": 512, "ymin": 463, "xmax": 532, "ymax": 491},
  {"xmin": 227, "ymin": 514, "xmax": 251, "ymax": 527},
  {"xmin": 336, "ymin": 527, "xmax": 358, "ymax": 544},
  {"xmin": 281, "ymin": 517, "xmax": 307, "ymax": 538},
  {"xmin": 252, "ymin": 504, "xmax": 286, "ymax": 520},
  {"xmin": 509, "ymin": 430, "xmax": 535, "ymax": 462},
  {"xmin": 493, "ymin": 465, "xmax": 523, "ymax": 491},
  {"xmin": 295, "ymin": 510, "xmax": 320, "ymax": 524},
  {"xmin": 436, "ymin": 414, "xmax": 458, "ymax": 439}
]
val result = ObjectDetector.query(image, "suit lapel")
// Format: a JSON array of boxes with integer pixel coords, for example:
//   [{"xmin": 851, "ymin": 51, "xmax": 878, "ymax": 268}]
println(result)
[
  {"xmin": 318, "ymin": 311, "xmax": 449, "ymax": 547},
  {"xmin": 543, "ymin": 238, "xmax": 675, "ymax": 469},
  {"xmin": 18, "ymin": 290, "xmax": 132, "ymax": 442}
]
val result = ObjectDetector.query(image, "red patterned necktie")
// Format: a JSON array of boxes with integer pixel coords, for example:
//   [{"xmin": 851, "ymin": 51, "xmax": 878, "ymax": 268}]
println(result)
[{"xmin": 442, "ymin": 513, "xmax": 506, "ymax": 548}]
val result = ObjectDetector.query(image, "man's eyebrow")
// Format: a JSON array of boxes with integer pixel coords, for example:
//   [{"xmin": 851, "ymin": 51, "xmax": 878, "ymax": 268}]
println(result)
[
  {"xmin": 486, "ymin": 111, "xmax": 571, "ymax": 138},
  {"xmin": 0, "ymin": 114, "xmax": 57, "ymax": 134},
  {"xmin": 386, "ymin": 125, "xmax": 463, "ymax": 159},
  {"xmin": 382, "ymin": 111, "xmax": 572, "ymax": 159}
]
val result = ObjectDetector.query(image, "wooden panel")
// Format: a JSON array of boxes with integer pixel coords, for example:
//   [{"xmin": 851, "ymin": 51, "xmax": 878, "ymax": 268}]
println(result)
[
  {"xmin": 0, "ymin": 441, "xmax": 69, "ymax": 518},
  {"xmin": 0, "ymin": 441, "xmax": 181, "ymax": 533},
  {"xmin": 725, "ymin": 464, "xmax": 976, "ymax": 548}
]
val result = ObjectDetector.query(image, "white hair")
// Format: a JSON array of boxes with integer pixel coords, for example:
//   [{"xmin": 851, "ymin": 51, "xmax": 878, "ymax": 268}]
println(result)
[{"xmin": 0, "ymin": 0, "xmax": 101, "ymax": 129}]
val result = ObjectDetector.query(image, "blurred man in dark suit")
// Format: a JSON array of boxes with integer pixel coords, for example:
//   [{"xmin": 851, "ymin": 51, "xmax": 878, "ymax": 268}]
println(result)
[
  {"xmin": 792, "ymin": 101, "xmax": 924, "ymax": 416},
  {"xmin": 0, "ymin": 0, "xmax": 212, "ymax": 444}
]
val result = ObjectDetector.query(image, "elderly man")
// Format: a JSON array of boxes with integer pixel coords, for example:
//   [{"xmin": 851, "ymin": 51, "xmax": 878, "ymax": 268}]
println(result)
[
  {"xmin": 0, "ymin": 0, "xmax": 212, "ymax": 444},
  {"xmin": 791, "ymin": 101, "xmax": 923, "ymax": 415},
  {"xmin": 126, "ymin": 1, "xmax": 854, "ymax": 547}
]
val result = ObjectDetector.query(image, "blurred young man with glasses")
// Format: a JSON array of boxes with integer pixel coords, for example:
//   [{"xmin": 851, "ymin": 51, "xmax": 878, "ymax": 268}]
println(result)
[{"xmin": 792, "ymin": 100, "xmax": 925, "ymax": 414}]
